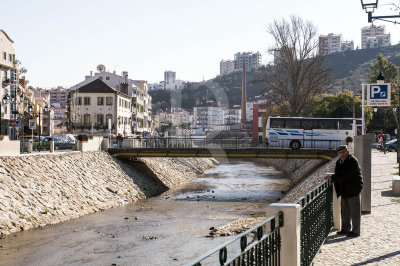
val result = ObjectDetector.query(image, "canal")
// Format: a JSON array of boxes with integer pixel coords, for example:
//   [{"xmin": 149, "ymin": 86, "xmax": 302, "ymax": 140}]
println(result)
[{"xmin": 0, "ymin": 160, "xmax": 290, "ymax": 266}]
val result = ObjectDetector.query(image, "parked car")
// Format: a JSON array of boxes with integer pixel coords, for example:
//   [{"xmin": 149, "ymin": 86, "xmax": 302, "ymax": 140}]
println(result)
[
  {"xmin": 42, "ymin": 137, "xmax": 75, "ymax": 150},
  {"xmin": 385, "ymin": 139, "xmax": 397, "ymax": 152}
]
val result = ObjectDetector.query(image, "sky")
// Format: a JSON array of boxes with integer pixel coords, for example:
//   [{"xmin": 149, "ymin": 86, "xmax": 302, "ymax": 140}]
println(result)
[{"xmin": 1, "ymin": 0, "xmax": 400, "ymax": 89}]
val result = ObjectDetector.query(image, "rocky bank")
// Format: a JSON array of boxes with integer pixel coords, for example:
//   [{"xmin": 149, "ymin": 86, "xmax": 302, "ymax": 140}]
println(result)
[{"xmin": 0, "ymin": 151, "xmax": 217, "ymax": 237}]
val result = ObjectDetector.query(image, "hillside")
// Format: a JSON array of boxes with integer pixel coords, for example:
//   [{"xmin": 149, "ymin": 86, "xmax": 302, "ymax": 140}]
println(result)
[{"xmin": 149, "ymin": 44, "xmax": 400, "ymax": 112}]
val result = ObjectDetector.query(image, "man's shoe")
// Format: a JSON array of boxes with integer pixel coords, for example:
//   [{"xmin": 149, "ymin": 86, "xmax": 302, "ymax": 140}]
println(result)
[
  {"xmin": 346, "ymin": 232, "xmax": 360, "ymax": 238},
  {"xmin": 336, "ymin": 230, "xmax": 349, "ymax": 235}
]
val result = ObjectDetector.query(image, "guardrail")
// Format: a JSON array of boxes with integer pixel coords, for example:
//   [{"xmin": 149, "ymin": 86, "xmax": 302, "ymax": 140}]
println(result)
[
  {"xmin": 186, "ymin": 180, "xmax": 334, "ymax": 266},
  {"xmin": 295, "ymin": 181, "xmax": 333, "ymax": 266},
  {"xmin": 186, "ymin": 212, "xmax": 283, "ymax": 266}
]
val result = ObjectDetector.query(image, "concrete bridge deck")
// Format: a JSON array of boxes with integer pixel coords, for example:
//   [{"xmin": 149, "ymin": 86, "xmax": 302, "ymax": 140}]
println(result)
[{"xmin": 108, "ymin": 148, "xmax": 337, "ymax": 161}]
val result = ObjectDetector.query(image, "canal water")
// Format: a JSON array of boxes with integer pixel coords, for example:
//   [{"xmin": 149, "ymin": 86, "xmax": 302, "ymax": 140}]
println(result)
[{"xmin": 0, "ymin": 160, "xmax": 290, "ymax": 266}]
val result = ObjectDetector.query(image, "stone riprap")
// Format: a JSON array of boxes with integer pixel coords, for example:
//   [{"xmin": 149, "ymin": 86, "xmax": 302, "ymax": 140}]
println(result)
[{"xmin": 0, "ymin": 151, "xmax": 216, "ymax": 237}]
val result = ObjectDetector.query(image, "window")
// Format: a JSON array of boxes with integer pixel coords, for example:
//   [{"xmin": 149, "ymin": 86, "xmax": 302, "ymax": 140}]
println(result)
[
  {"xmin": 84, "ymin": 97, "xmax": 91, "ymax": 105},
  {"xmin": 106, "ymin": 77, "xmax": 110, "ymax": 80},
  {"xmin": 97, "ymin": 97, "xmax": 104, "ymax": 105},
  {"xmin": 97, "ymin": 114, "xmax": 104, "ymax": 125},
  {"xmin": 8, "ymin": 54, "xmax": 12, "ymax": 62},
  {"xmin": 319, "ymin": 120, "xmax": 336, "ymax": 129},
  {"xmin": 2, "ymin": 52, "xmax": 6, "ymax": 60},
  {"xmin": 83, "ymin": 114, "xmax": 91, "ymax": 125},
  {"xmin": 106, "ymin": 97, "xmax": 113, "ymax": 105},
  {"xmin": 75, "ymin": 97, "xmax": 82, "ymax": 105},
  {"xmin": 285, "ymin": 120, "xmax": 301, "ymax": 129},
  {"xmin": 339, "ymin": 120, "xmax": 353, "ymax": 130},
  {"xmin": 270, "ymin": 118, "xmax": 284, "ymax": 128},
  {"xmin": 302, "ymin": 119, "xmax": 319, "ymax": 130}
]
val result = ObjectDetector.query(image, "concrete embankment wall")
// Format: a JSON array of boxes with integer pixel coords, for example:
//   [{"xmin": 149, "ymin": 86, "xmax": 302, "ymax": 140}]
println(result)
[{"xmin": 0, "ymin": 151, "xmax": 217, "ymax": 237}]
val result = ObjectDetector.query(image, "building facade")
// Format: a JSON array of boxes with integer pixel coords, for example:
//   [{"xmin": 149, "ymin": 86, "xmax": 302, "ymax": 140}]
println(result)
[
  {"xmin": 69, "ymin": 79, "xmax": 132, "ymax": 137},
  {"xmin": 341, "ymin": 40, "xmax": 354, "ymax": 52},
  {"xmin": 361, "ymin": 25, "xmax": 390, "ymax": 49},
  {"xmin": 220, "ymin": 60, "xmax": 235, "ymax": 75},
  {"xmin": 234, "ymin": 52, "xmax": 262, "ymax": 70},
  {"xmin": 49, "ymin": 87, "xmax": 69, "ymax": 107},
  {"xmin": 192, "ymin": 101, "xmax": 224, "ymax": 133},
  {"xmin": 319, "ymin": 33, "xmax": 342, "ymax": 54},
  {"xmin": 0, "ymin": 29, "xmax": 17, "ymax": 135},
  {"xmin": 70, "ymin": 66, "xmax": 152, "ymax": 136}
]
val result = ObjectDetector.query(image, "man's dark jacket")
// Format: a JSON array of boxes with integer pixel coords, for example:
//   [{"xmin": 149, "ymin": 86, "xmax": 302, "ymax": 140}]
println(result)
[{"xmin": 332, "ymin": 154, "xmax": 363, "ymax": 198}]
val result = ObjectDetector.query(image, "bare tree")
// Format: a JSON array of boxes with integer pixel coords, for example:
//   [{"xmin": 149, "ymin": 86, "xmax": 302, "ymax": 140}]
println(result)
[{"xmin": 265, "ymin": 16, "xmax": 333, "ymax": 116}]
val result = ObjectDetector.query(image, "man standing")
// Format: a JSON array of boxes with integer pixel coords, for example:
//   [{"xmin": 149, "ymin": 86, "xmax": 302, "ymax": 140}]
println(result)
[{"xmin": 329, "ymin": 145, "xmax": 363, "ymax": 237}]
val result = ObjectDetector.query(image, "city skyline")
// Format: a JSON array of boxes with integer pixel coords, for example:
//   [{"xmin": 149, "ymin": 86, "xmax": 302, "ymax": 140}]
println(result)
[{"xmin": 2, "ymin": 0, "xmax": 400, "ymax": 89}]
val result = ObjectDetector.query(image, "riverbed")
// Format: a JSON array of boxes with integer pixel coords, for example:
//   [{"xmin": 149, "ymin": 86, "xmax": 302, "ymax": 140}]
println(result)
[{"xmin": 0, "ymin": 160, "xmax": 290, "ymax": 266}]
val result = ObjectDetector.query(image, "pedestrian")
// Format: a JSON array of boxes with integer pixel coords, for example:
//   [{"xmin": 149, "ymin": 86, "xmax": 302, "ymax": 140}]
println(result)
[{"xmin": 327, "ymin": 145, "xmax": 363, "ymax": 238}]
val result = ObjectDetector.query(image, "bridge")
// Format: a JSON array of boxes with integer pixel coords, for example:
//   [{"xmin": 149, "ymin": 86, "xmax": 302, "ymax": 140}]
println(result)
[{"xmin": 108, "ymin": 147, "xmax": 337, "ymax": 161}]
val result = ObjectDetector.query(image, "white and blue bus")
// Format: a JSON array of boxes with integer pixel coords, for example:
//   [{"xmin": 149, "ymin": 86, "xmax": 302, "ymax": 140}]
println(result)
[{"xmin": 266, "ymin": 117, "xmax": 362, "ymax": 149}]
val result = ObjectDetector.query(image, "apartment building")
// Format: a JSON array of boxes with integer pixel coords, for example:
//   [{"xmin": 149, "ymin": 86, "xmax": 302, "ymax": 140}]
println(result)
[
  {"xmin": 49, "ymin": 87, "xmax": 69, "ymax": 107},
  {"xmin": 69, "ymin": 79, "xmax": 132, "ymax": 137},
  {"xmin": 192, "ymin": 101, "xmax": 224, "ymax": 134},
  {"xmin": 341, "ymin": 40, "xmax": 354, "ymax": 52},
  {"xmin": 319, "ymin": 33, "xmax": 342, "ymax": 54},
  {"xmin": 132, "ymin": 80, "xmax": 152, "ymax": 136},
  {"xmin": 224, "ymin": 105, "xmax": 241, "ymax": 125},
  {"xmin": 361, "ymin": 25, "xmax": 390, "ymax": 49},
  {"xmin": 0, "ymin": 29, "xmax": 17, "ymax": 135},
  {"xmin": 234, "ymin": 52, "xmax": 262, "ymax": 70},
  {"xmin": 220, "ymin": 60, "xmax": 235, "ymax": 75},
  {"xmin": 163, "ymin": 71, "xmax": 185, "ymax": 90}
]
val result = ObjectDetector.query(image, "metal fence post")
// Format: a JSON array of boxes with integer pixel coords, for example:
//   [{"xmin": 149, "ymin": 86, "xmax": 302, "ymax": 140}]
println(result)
[
  {"xmin": 332, "ymin": 185, "xmax": 341, "ymax": 230},
  {"xmin": 266, "ymin": 203, "xmax": 301, "ymax": 266}
]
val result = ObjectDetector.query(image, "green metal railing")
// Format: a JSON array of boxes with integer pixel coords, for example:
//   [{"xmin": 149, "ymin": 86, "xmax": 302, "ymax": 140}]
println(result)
[
  {"xmin": 186, "ymin": 212, "xmax": 283, "ymax": 266},
  {"xmin": 295, "ymin": 180, "xmax": 333, "ymax": 266}
]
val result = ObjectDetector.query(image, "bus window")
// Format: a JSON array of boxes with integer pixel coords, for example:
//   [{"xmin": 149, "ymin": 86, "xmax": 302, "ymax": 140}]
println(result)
[
  {"xmin": 339, "ymin": 120, "xmax": 352, "ymax": 130},
  {"xmin": 285, "ymin": 120, "xmax": 301, "ymax": 129},
  {"xmin": 270, "ymin": 119, "xmax": 284, "ymax": 128},
  {"xmin": 318, "ymin": 120, "xmax": 337, "ymax": 129},
  {"xmin": 302, "ymin": 119, "xmax": 319, "ymax": 130}
]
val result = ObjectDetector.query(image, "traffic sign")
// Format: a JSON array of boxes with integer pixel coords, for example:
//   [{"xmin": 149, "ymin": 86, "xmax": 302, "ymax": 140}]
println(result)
[
  {"xmin": 29, "ymin": 119, "xmax": 36, "ymax": 129},
  {"xmin": 367, "ymin": 83, "xmax": 391, "ymax": 106},
  {"xmin": 15, "ymin": 119, "xmax": 21, "ymax": 126}
]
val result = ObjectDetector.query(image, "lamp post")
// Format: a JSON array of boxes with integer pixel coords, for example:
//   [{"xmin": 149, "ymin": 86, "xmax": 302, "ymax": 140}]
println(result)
[
  {"xmin": 361, "ymin": 0, "xmax": 400, "ymax": 23},
  {"xmin": 0, "ymin": 94, "xmax": 10, "ymax": 135}
]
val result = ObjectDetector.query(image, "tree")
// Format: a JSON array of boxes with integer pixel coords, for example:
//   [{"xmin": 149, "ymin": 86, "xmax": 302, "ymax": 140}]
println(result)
[{"xmin": 264, "ymin": 16, "xmax": 333, "ymax": 116}]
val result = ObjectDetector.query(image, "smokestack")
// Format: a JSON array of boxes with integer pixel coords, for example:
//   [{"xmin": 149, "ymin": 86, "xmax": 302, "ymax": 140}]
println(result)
[{"xmin": 241, "ymin": 61, "xmax": 247, "ymax": 126}]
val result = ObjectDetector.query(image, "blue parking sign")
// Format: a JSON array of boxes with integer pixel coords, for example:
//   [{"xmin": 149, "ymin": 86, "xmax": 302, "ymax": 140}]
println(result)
[{"xmin": 367, "ymin": 83, "xmax": 391, "ymax": 106}]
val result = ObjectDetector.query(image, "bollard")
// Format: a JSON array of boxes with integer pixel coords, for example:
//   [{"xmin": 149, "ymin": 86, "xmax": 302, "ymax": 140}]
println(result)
[
  {"xmin": 50, "ymin": 141, "xmax": 54, "ymax": 153},
  {"xmin": 28, "ymin": 140, "xmax": 33, "ymax": 153}
]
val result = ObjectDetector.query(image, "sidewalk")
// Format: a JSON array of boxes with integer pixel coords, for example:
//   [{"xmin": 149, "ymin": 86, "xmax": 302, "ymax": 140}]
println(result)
[{"xmin": 314, "ymin": 150, "xmax": 400, "ymax": 265}]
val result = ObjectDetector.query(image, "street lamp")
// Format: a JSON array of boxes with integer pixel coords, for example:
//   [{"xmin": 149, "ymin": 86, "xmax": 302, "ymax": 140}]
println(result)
[
  {"xmin": 1, "ymin": 94, "xmax": 10, "ymax": 135},
  {"xmin": 361, "ymin": 0, "xmax": 400, "ymax": 23}
]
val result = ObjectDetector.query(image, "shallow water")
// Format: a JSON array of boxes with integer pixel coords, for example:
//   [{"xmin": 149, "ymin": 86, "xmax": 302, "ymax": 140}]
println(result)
[{"xmin": 0, "ymin": 160, "xmax": 290, "ymax": 266}]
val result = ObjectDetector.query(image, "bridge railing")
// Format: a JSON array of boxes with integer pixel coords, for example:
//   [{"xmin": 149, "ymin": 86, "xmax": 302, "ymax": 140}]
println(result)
[
  {"xmin": 186, "ymin": 212, "xmax": 283, "ymax": 266},
  {"xmin": 186, "ymin": 180, "xmax": 334, "ymax": 266},
  {"xmin": 121, "ymin": 137, "xmax": 339, "ymax": 150}
]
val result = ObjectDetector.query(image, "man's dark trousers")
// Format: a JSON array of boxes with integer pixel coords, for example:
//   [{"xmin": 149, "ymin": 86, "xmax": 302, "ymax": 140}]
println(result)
[{"xmin": 341, "ymin": 194, "xmax": 361, "ymax": 234}]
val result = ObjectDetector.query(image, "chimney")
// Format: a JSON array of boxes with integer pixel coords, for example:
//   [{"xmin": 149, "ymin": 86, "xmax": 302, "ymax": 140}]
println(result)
[
  {"xmin": 241, "ymin": 61, "xmax": 247, "ymax": 126},
  {"xmin": 123, "ymin": 71, "xmax": 128, "ymax": 83},
  {"xmin": 90, "ymin": 71, "xmax": 93, "ymax": 76}
]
